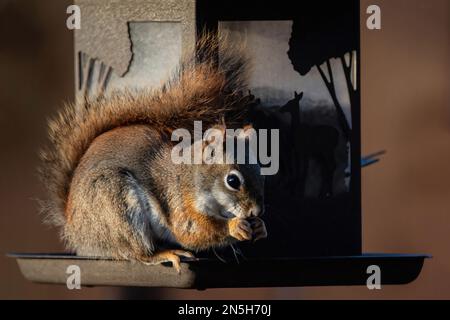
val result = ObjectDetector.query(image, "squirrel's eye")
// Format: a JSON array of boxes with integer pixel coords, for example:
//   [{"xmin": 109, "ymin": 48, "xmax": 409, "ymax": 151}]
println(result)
[
  {"xmin": 225, "ymin": 172, "xmax": 243, "ymax": 191},
  {"xmin": 226, "ymin": 174, "xmax": 241, "ymax": 190}
]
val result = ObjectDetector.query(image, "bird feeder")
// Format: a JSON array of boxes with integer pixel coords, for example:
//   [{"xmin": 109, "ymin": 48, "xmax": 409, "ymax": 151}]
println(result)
[{"xmin": 11, "ymin": 0, "xmax": 428, "ymax": 289}]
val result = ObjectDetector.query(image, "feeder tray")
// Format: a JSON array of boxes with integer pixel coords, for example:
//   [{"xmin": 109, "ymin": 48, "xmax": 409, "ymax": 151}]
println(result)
[{"xmin": 9, "ymin": 253, "xmax": 429, "ymax": 289}]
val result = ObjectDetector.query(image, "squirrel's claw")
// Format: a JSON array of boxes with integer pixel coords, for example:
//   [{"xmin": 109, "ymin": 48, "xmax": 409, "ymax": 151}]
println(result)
[
  {"xmin": 166, "ymin": 254, "xmax": 182, "ymax": 274},
  {"xmin": 229, "ymin": 218, "xmax": 253, "ymax": 241},
  {"xmin": 249, "ymin": 217, "xmax": 267, "ymax": 242},
  {"xmin": 137, "ymin": 249, "xmax": 196, "ymax": 274},
  {"xmin": 171, "ymin": 249, "xmax": 198, "ymax": 262}
]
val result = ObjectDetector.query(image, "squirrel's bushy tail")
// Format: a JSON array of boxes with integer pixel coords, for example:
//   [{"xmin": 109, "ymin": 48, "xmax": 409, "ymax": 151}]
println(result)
[{"xmin": 39, "ymin": 32, "xmax": 252, "ymax": 227}]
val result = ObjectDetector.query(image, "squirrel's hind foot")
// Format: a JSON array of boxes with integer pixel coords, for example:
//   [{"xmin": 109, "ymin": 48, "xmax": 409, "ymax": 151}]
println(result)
[{"xmin": 137, "ymin": 250, "xmax": 195, "ymax": 274}]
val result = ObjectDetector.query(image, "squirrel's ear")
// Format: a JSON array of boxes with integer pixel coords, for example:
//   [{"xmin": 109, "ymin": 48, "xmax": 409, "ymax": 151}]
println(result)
[
  {"xmin": 202, "ymin": 124, "xmax": 226, "ymax": 163},
  {"xmin": 203, "ymin": 124, "xmax": 226, "ymax": 147},
  {"xmin": 211, "ymin": 124, "xmax": 226, "ymax": 136},
  {"xmin": 239, "ymin": 124, "xmax": 256, "ymax": 141}
]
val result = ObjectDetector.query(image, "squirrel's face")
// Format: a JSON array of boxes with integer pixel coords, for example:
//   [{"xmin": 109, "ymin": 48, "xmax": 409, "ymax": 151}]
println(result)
[
  {"xmin": 194, "ymin": 162, "xmax": 265, "ymax": 219},
  {"xmin": 189, "ymin": 124, "xmax": 265, "ymax": 219}
]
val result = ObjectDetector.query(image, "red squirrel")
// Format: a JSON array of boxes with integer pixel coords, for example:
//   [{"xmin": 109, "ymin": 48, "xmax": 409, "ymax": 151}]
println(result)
[{"xmin": 38, "ymin": 34, "xmax": 267, "ymax": 272}]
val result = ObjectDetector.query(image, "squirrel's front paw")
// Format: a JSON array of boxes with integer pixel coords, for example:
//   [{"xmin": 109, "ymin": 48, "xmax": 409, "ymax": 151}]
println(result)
[
  {"xmin": 249, "ymin": 217, "xmax": 267, "ymax": 242},
  {"xmin": 228, "ymin": 217, "xmax": 252, "ymax": 241}
]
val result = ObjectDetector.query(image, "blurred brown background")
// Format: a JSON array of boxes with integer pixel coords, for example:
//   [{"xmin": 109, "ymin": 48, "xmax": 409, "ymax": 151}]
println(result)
[{"xmin": 0, "ymin": 0, "xmax": 448, "ymax": 299}]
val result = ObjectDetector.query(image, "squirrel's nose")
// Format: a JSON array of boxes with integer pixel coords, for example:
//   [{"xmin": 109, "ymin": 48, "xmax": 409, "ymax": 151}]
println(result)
[{"xmin": 249, "ymin": 205, "xmax": 262, "ymax": 217}]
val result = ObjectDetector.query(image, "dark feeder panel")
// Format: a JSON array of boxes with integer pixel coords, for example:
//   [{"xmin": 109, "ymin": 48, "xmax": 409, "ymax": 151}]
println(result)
[
  {"xmin": 10, "ymin": 0, "xmax": 428, "ymax": 288},
  {"xmin": 197, "ymin": 0, "xmax": 362, "ymax": 259}
]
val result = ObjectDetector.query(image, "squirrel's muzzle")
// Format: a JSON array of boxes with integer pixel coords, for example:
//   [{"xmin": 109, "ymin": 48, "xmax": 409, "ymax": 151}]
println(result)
[{"xmin": 248, "ymin": 204, "xmax": 263, "ymax": 217}]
